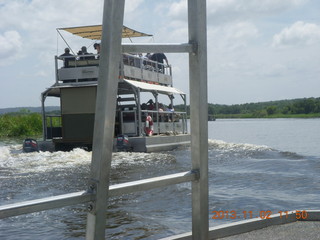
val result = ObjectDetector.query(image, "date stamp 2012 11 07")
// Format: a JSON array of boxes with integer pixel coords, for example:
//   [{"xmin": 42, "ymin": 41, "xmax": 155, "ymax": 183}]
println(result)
[{"xmin": 211, "ymin": 210, "xmax": 308, "ymax": 220}]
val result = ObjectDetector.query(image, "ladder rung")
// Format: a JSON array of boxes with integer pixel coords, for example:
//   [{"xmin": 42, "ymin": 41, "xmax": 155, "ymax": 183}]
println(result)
[
  {"xmin": 0, "ymin": 171, "xmax": 198, "ymax": 219},
  {"xmin": 118, "ymin": 97, "xmax": 135, "ymax": 102},
  {"xmin": 0, "ymin": 191, "xmax": 93, "ymax": 219},
  {"xmin": 109, "ymin": 170, "xmax": 198, "ymax": 197}
]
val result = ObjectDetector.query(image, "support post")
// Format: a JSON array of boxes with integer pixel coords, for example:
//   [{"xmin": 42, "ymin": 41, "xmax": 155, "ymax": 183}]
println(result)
[
  {"xmin": 41, "ymin": 93, "xmax": 47, "ymax": 141},
  {"xmin": 85, "ymin": 0, "xmax": 125, "ymax": 239},
  {"xmin": 188, "ymin": 0, "xmax": 209, "ymax": 239}
]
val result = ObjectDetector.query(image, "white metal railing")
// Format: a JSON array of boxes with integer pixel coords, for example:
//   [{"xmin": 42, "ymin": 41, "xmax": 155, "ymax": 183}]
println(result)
[
  {"xmin": 45, "ymin": 115, "xmax": 62, "ymax": 139},
  {"xmin": 141, "ymin": 110, "xmax": 188, "ymax": 135},
  {"xmin": 0, "ymin": 171, "xmax": 197, "ymax": 219},
  {"xmin": 56, "ymin": 53, "xmax": 172, "ymax": 84}
]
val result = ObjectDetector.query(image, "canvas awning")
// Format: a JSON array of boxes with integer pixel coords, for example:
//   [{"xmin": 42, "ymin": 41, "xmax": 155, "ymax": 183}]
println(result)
[
  {"xmin": 58, "ymin": 25, "xmax": 152, "ymax": 40},
  {"xmin": 123, "ymin": 79, "xmax": 185, "ymax": 95}
]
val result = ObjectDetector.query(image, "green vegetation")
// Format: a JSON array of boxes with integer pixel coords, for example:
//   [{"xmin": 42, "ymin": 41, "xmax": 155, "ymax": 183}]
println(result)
[
  {"xmin": 1, "ymin": 98, "xmax": 320, "ymax": 137},
  {"xmin": 0, "ymin": 110, "xmax": 43, "ymax": 137},
  {"xmin": 175, "ymin": 97, "xmax": 320, "ymax": 119}
]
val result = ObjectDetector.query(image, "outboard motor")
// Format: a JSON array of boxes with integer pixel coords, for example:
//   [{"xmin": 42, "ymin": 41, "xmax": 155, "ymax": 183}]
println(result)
[
  {"xmin": 116, "ymin": 135, "xmax": 130, "ymax": 152},
  {"xmin": 23, "ymin": 138, "xmax": 39, "ymax": 153}
]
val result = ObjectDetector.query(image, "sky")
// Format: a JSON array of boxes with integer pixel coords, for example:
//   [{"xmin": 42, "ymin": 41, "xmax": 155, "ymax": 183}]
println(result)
[{"xmin": 0, "ymin": 0, "xmax": 319, "ymax": 108}]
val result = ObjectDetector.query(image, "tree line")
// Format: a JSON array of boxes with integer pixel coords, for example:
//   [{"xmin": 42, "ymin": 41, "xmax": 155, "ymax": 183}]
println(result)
[
  {"xmin": 1, "ymin": 97, "xmax": 320, "ymax": 138},
  {"xmin": 175, "ymin": 97, "xmax": 320, "ymax": 118}
]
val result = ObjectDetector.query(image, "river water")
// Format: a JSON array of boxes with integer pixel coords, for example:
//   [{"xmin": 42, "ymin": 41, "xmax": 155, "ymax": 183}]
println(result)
[{"xmin": 0, "ymin": 118, "xmax": 319, "ymax": 239}]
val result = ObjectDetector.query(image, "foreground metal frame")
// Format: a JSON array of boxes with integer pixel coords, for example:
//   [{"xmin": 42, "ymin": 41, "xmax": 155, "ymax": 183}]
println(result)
[
  {"xmin": 159, "ymin": 210, "xmax": 320, "ymax": 240},
  {"xmin": 0, "ymin": 0, "xmax": 209, "ymax": 239},
  {"xmin": 0, "ymin": 171, "xmax": 196, "ymax": 219}
]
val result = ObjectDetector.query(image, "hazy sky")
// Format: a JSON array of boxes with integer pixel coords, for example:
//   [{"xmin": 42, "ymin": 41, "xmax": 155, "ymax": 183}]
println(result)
[{"xmin": 0, "ymin": 0, "xmax": 319, "ymax": 108}]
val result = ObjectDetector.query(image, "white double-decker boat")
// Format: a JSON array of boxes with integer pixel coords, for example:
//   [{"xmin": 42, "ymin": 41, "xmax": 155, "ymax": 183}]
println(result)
[{"xmin": 40, "ymin": 25, "xmax": 190, "ymax": 152}]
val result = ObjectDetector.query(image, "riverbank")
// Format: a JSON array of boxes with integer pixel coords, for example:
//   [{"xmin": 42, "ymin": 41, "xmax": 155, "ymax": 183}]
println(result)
[
  {"xmin": 0, "ymin": 113, "xmax": 42, "ymax": 137},
  {"xmin": 214, "ymin": 113, "xmax": 320, "ymax": 119},
  {"xmin": 1, "ymin": 111, "xmax": 320, "ymax": 138}
]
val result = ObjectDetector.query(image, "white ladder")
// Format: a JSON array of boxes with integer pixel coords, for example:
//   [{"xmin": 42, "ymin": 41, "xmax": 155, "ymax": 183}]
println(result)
[{"xmin": 86, "ymin": 0, "xmax": 208, "ymax": 239}]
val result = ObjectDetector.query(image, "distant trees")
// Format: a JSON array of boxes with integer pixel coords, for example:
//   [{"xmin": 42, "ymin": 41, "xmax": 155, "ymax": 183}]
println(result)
[
  {"xmin": 289, "ymin": 98, "xmax": 320, "ymax": 114},
  {"xmin": 208, "ymin": 97, "xmax": 320, "ymax": 117},
  {"xmin": 266, "ymin": 106, "xmax": 277, "ymax": 115},
  {"xmin": 175, "ymin": 97, "xmax": 320, "ymax": 118}
]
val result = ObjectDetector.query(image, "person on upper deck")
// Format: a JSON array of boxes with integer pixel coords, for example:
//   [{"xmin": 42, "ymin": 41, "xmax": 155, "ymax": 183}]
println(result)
[
  {"xmin": 150, "ymin": 53, "xmax": 169, "ymax": 72},
  {"xmin": 93, "ymin": 43, "xmax": 101, "ymax": 59},
  {"xmin": 78, "ymin": 46, "xmax": 94, "ymax": 60},
  {"xmin": 59, "ymin": 48, "xmax": 75, "ymax": 68}
]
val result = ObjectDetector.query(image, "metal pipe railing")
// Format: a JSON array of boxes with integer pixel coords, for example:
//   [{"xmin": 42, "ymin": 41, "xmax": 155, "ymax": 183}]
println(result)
[
  {"xmin": 141, "ymin": 110, "xmax": 188, "ymax": 134},
  {"xmin": 0, "ymin": 171, "xmax": 198, "ymax": 219},
  {"xmin": 56, "ymin": 53, "xmax": 172, "ymax": 84}
]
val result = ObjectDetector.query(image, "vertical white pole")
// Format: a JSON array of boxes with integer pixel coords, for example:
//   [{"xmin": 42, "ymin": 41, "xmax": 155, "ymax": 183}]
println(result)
[
  {"xmin": 85, "ymin": 0, "xmax": 125, "ymax": 239},
  {"xmin": 188, "ymin": 0, "xmax": 209, "ymax": 239}
]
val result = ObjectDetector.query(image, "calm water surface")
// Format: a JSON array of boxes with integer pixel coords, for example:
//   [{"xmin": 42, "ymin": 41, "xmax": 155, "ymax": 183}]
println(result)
[{"xmin": 0, "ymin": 118, "xmax": 319, "ymax": 239}]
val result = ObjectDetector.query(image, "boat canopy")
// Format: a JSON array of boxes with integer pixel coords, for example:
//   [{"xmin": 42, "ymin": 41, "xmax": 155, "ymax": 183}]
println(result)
[
  {"xmin": 42, "ymin": 79, "xmax": 185, "ymax": 98},
  {"xmin": 123, "ymin": 79, "xmax": 185, "ymax": 95},
  {"xmin": 57, "ymin": 25, "xmax": 152, "ymax": 40}
]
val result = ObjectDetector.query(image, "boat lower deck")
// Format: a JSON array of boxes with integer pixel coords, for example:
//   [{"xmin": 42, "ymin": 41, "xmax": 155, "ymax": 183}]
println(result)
[
  {"xmin": 128, "ymin": 134, "xmax": 190, "ymax": 152},
  {"xmin": 37, "ymin": 134, "xmax": 190, "ymax": 152}
]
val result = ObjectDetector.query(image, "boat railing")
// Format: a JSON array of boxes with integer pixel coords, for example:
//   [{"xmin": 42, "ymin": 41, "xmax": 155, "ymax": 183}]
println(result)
[
  {"xmin": 45, "ymin": 115, "xmax": 62, "ymax": 140},
  {"xmin": 55, "ymin": 53, "xmax": 172, "ymax": 85},
  {"xmin": 141, "ymin": 109, "xmax": 188, "ymax": 135},
  {"xmin": 121, "ymin": 53, "xmax": 171, "ymax": 75}
]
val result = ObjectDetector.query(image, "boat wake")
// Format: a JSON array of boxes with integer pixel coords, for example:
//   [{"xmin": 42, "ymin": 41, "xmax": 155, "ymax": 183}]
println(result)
[{"xmin": 208, "ymin": 139, "xmax": 306, "ymax": 162}]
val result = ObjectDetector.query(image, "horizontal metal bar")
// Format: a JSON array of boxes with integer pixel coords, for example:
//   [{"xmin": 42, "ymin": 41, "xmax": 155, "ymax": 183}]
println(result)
[
  {"xmin": 109, "ymin": 170, "xmax": 197, "ymax": 196},
  {"xmin": 0, "ymin": 191, "xmax": 94, "ymax": 219},
  {"xmin": 0, "ymin": 171, "xmax": 197, "ymax": 219},
  {"xmin": 161, "ymin": 210, "xmax": 320, "ymax": 240},
  {"xmin": 122, "ymin": 43, "xmax": 195, "ymax": 53}
]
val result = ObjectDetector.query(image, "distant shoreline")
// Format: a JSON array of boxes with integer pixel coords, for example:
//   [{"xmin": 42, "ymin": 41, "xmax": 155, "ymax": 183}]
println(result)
[
  {"xmin": 0, "ymin": 106, "xmax": 59, "ymax": 115},
  {"xmin": 213, "ymin": 113, "xmax": 320, "ymax": 119}
]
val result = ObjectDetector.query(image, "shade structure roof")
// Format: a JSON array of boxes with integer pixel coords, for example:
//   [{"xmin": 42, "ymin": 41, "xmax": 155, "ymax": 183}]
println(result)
[
  {"xmin": 57, "ymin": 25, "xmax": 152, "ymax": 40},
  {"xmin": 43, "ymin": 79, "xmax": 185, "ymax": 98},
  {"xmin": 123, "ymin": 79, "xmax": 185, "ymax": 95}
]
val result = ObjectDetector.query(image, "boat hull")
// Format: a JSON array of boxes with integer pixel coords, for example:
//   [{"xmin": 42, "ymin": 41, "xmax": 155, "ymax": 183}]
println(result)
[{"xmin": 36, "ymin": 134, "xmax": 190, "ymax": 153}]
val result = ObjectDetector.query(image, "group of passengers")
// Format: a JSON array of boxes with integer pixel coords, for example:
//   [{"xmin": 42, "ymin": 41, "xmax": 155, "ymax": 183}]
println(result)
[
  {"xmin": 125, "ymin": 52, "xmax": 169, "ymax": 73},
  {"xmin": 59, "ymin": 44, "xmax": 101, "ymax": 67},
  {"xmin": 60, "ymin": 43, "xmax": 169, "ymax": 73},
  {"xmin": 141, "ymin": 99, "xmax": 175, "ymax": 122}
]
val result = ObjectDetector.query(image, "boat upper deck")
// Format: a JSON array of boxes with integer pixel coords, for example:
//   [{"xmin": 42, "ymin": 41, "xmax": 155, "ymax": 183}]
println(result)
[{"xmin": 55, "ymin": 53, "xmax": 173, "ymax": 86}]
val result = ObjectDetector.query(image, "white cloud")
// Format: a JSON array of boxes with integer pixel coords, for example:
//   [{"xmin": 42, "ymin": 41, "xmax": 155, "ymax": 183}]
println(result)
[
  {"xmin": 167, "ymin": 1, "xmax": 187, "ymax": 21},
  {"xmin": 272, "ymin": 21, "xmax": 320, "ymax": 48},
  {"xmin": 211, "ymin": 21, "xmax": 259, "ymax": 50},
  {"xmin": 0, "ymin": 1, "xmax": 105, "ymax": 65},
  {"xmin": 125, "ymin": 0, "xmax": 144, "ymax": 14},
  {"xmin": 207, "ymin": 0, "xmax": 306, "ymax": 24},
  {"xmin": 166, "ymin": 0, "xmax": 307, "ymax": 25},
  {"xmin": 0, "ymin": 30, "xmax": 22, "ymax": 66}
]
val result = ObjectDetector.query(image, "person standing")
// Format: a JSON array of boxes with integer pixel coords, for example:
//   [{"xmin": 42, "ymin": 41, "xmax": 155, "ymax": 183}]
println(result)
[
  {"xmin": 59, "ymin": 48, "xmax": 74, "ymax": 67},
  {"xmin": 150, "ymin": 53, "xmax": 169, "ymax": 72},
  {"xmin": 93, "ymin": 43, "xmax": 101, "ymax": 59}
]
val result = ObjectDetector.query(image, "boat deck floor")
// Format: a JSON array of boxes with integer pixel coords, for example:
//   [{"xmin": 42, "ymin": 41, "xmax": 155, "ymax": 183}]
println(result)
[{"xmin": 218, "ymin": 221, "xmax": 320, "ymax": 240}]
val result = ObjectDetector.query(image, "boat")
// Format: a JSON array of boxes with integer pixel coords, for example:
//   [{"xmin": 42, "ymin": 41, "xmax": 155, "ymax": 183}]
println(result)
[
  {"xmin": 22, "ymin": 138, "xmax": 39, "ymax": 152},
  {"xmin": 38, "ymin": 25, "xmax": 190, "ymax": 152}
]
